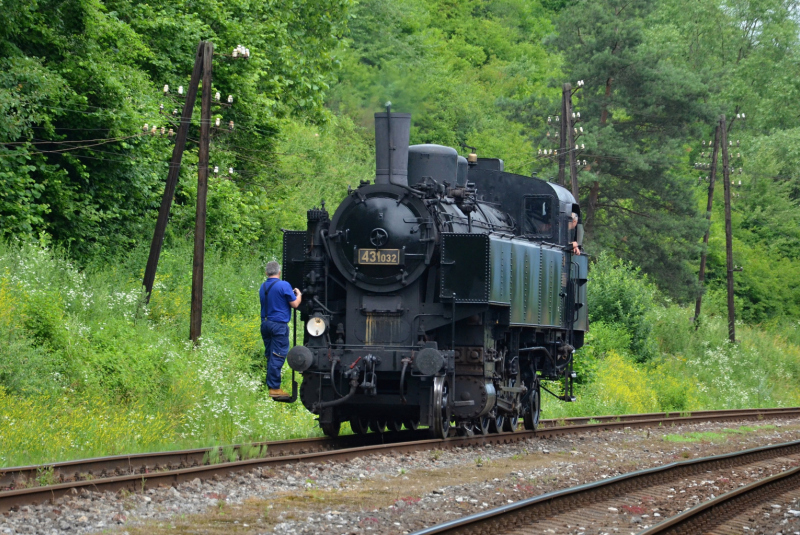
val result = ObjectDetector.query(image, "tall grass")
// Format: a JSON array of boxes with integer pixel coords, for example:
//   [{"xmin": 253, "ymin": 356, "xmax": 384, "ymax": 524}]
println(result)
[
  {"xmin": 543, "ymin": 256, "xmax": 800, "ymax": 419},
  {"xmin": 0, "ymin": 241, "xmax": 317, "ymax": 468}
]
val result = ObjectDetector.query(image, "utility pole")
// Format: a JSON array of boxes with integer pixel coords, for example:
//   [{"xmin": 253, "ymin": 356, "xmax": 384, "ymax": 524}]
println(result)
[
  {"xmin": 694, "ymin": 123, "xmax": 720, "ymax": 325},
  {"xmin": 719, "ymin": 115, "xmax": 736, "ymax": 343},
  {"xmin": 558, "ymin": 84, "xmax": 569, "ymax": 187},
  {"xmin": 143, "ymin": 42, "xmax": 205, "ymax": 302},
  {"xmin": 565, "ymin": 84, "xmax": 579, "ymax": 199},
  {"xmin": 189, "ymin": 41, "xmax": 214, "ymax": 343}
]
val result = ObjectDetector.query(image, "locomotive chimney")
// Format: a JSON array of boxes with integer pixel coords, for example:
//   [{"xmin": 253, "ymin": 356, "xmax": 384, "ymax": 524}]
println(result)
[{"xmin": 374, "ymin": 103, "xmax": 411, "ymax": 187}]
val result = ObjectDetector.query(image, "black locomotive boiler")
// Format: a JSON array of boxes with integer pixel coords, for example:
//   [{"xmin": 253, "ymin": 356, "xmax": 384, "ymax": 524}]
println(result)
[{"xmin": 283, "ymin": 110, "xmax": 588, "ymax": 438}]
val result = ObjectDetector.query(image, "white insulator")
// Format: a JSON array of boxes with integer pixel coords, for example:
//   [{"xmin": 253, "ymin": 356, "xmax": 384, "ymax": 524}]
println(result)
[
  {"xmin": 143, "ymin": 123, "xmax": 149, "ymax": 132},
  {"xmin": 178, "ymin": 86, "xmax": 184, "ymax": 95},
  {"xmin": 215, "ymin": 92, "xmax": 220, "ymax": 102},
  {"xmin": 232, "ymin": 49, "xmax": 239, "ymax": 58},
  {"xmin": 214, "ymin": 166, "xmax": 219, "ymax": 174},
  {"xmin": 227, "ymin": 95, "xmax": 233, "ymax": 104},
  {"xmin": 215, "ymin": 117, "xmax": 221, "ymax": 127},
  {"xmin": 576, "ymin": 112, "xmax": 580, "ymax": 118},
  {"xmin": 163, "ymin": 85, "xmax": 169, "ymax": 93},
  {"xmin": 579, "ymin": 126, "xmax": 583, "ymax": 133},
  {"xmin": 581, "ymin": 144, "xmax": 585, "ymax": 149},
  {"xmin": 229, "ymin": 167, "xmax": 234, "ymax": 174},
  {"xmin": 229, "ymin": 120, "xmax": 234, "ymax": 130},
  {"xmin": 547, "ymin": 116, "xmax": 552, "ymax": 123},
  {"xmin": 168, "ymin": 129, "xmax": 174, "ymax": 137}
]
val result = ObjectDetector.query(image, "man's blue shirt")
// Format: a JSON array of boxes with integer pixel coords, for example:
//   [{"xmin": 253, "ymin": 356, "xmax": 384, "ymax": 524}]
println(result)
[{"xmin": 259, "ymin": 278, "xmax": 295, "ymax": 323}]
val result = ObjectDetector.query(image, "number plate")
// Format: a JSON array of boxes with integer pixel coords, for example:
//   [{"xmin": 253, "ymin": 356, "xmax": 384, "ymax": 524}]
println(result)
[{"xmin": 357, "ymin": 249, "xmax": 400, "ymax": 265}]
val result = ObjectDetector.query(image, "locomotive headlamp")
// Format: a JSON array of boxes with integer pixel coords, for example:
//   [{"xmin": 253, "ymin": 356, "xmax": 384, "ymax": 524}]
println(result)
[{"xmin": 306, "ymin": 316, "xmax": 327, "ymax": 337}]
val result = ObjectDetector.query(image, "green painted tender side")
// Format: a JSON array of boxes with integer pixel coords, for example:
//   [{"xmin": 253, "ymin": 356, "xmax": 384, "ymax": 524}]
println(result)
[{"xmin": 440, "ymin": 233, "xmax": 587, "ymax": 331}]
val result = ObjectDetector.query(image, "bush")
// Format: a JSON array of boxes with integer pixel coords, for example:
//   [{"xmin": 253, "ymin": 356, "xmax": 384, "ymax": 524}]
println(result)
[{"xmin": 588, "ymin": 252, "xmax": 659, "ymax": 362}]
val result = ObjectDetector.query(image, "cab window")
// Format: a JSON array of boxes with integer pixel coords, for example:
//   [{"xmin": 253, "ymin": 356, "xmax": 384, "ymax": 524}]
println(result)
[{"xmin": 522, "ymin": 195, "xmax": 554, "ymax": 237}]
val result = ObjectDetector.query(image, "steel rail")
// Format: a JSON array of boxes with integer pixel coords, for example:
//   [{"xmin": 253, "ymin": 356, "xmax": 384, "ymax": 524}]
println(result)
[
  {"xmin": 1, "ymin": 407, "xmax": 798, "ymax": 512},
  {"xmin": 638, "ymin": 463, "xmax": 800, "ymax": 534},
  {"xmin": 408, "ymin": 439, "xmax": 800, "ymax": 535},
  {"xmin": 2, "ymin": 407, "xmax": 796, "ymax": 491}
]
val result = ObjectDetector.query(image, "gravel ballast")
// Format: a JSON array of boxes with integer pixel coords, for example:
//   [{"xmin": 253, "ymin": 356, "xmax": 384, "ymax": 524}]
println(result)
[{"xmin": 2, "ymin": 417, "xmax": 800, "ymax": 534}]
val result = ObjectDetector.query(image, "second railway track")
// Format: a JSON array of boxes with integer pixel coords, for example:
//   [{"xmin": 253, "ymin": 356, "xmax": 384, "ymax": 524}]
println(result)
[
  {"xmin": 1, "ymin": 407, "xmax": 798, "ymax": 513},
  {"xmin": 411, "ymin": 438, "xmax": 800, "ymax": 535}
]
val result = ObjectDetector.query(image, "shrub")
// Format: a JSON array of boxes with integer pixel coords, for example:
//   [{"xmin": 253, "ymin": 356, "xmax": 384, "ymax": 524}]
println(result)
[{"xmin": 588, "ymin": 252, "xmax": 658, "ymax": 361}]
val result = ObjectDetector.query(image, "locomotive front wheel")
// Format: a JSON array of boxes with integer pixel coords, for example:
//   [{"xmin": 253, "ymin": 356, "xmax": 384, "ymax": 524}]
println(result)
[
  {"xmin": 350, "ymin": 416, "xmax": 369, "ymax": 435},
  {"xmin": 489, "ymin": 413, "xmax": 505, "ymax": 434},
  {"xmin": 477, "ymin": 416, "xmax": 491, "ymax": 435},
  {"xmin": 523, "ymin": 382, "xmax": 541, "ymax": 431},
  {"xmin": 320, "ymin": 421, "xmax": 341, "ymax": 438},
  {"xmin": 503, "ymin": 414, "xmax": 520, "ymax": 433},
  {"xmin": 430, "ymin": 376, "xmax": 451, "ymax": 439}
]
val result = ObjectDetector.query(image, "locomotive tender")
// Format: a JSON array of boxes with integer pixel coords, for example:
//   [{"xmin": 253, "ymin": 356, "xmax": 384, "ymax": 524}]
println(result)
[{"xmin": 283, "ymin": 109, "xmax": 588, "ymax": 438}]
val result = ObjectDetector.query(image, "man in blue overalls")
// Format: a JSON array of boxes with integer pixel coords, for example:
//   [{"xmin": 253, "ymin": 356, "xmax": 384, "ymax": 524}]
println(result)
[{"xmin": 259, "ymin": 261, "xmax": 302, "ymax": 398}]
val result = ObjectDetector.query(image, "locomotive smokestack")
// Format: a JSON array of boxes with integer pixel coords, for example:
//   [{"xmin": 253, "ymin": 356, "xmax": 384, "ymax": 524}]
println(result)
[{"xmin": 374, "ymin": 103, "xmax": 411, "ymax": 187}]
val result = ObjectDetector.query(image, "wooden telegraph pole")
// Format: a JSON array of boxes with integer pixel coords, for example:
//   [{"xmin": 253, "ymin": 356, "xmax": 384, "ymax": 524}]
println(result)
[
  {"xmin": 565, "ymin": 85, "xmax": 579, "ymax": 200},
  {"xmin": 189, "ymin": 41, "xmax": 214, "ymax": 343},
  {"xmin": 143, "ymin": 42, "xmax": 205, "ymax": 302},
  {"xmin": 558, "ymin": 84, "xmax": 569, "ymax": 187},
  {"xmin": 694, "ymin": 124, "xmax": 720, "ymax": 324},
  {"xmin": 719, "ymin": 115, "xmax": 736, "ymax": 343}
]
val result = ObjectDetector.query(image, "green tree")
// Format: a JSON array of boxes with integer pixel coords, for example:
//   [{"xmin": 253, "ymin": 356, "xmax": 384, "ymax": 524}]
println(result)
[
  {"xmin": 0, "ymin": 0, "xmax": 351, "ymax": 258},
  {"xmin": 542, "ymin": 0, "xmax": 711, "ymax": 299}
]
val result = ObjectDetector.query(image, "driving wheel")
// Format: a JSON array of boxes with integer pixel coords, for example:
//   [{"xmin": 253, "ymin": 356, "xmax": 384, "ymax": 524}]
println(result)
[
  {"xmin": 350, "ymin": 416, "xmax": 369, "ymax": 435},
  {"xmin": 369, "ymin": 418, "xmax": 387, "ymax": 434},
  {"xmin": 320, "ymin": 421, "xmax": 340, "ymax": 438},
  {"xmin": 489, "ymin": 412, "xmax": 505, "ymax": 434},
  {"xmin": 430, "ymin": 376, "xmax": 451, "ymax": 439},
  {"xmin": 523, "ymin": 380, "xmax": 541, "ymax": 431}
]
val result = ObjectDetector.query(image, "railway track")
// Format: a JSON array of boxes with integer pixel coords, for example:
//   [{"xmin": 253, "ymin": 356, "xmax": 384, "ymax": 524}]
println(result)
[
  {"xmin": 409, "ymin": 431, "xmax": 800, "ymax": 534},
  {"xmin": 639, "ymin": 460, "xmax": 800, "ymax": 534},
  {"xmin": 1, "ymin": 407, "xmax": 798, "ymax": 513}
]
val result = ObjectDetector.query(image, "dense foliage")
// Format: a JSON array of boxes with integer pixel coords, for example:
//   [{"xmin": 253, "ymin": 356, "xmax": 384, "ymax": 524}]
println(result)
[{"xmin": 0, "ymin": 0, "xmax": 350, "ymax": 257}]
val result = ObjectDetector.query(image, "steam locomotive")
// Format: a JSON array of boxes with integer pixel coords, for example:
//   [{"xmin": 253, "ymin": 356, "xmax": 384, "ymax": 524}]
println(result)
[{"xmin": 282, "ymin": 109, "xmax": 588, "ymax": 438}]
